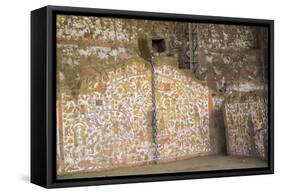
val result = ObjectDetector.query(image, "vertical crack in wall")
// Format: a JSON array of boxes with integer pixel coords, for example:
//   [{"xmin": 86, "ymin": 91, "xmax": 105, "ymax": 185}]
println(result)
[{"xmin": 56, "ymin": 15, "xmax": 269, "ymax": 176}]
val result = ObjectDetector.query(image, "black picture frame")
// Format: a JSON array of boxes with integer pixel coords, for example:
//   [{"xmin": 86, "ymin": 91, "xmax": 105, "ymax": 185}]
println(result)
[{"xmin": 31, "ymin": 5, "xmax": 274, "ymax": 188}]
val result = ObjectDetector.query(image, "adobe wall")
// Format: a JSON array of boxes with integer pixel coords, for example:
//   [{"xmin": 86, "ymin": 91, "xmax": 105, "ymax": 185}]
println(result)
[{"xmin": 56, "ymin": 15, "xmax": 268, "ymax": 176}]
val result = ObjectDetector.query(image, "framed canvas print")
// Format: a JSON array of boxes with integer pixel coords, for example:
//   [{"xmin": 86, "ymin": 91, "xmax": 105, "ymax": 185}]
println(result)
[{"xmin": 31, "ymin": 5, "xmax": 274, "ymax": 188}]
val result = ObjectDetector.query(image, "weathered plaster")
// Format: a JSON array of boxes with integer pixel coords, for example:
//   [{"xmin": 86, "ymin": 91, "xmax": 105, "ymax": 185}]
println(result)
[{"xmin": 56, "ymin": 15, "xmax": 269, "ymax": 176}]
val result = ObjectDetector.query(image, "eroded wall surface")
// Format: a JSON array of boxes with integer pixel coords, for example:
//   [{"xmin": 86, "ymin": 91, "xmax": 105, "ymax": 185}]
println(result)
[
  {"xmin": 154, "ymin": 58, "xmax": 210, "ymax": 162},
  {"xmin": 223, "ymin": 93, "xmax": 268, "ymax": 158},
  {"xmin": 57, "ymin": 61, "xmax": 154, "ymax": 174},
  {"xmin": 56, "ymin": 15, "xmax": 269, "ymax": 177},
  {"xmin": 196, "ymin": 24, "xmax": 268, "ymax": 157},
  {"xmin": 56, "ymin": 15, "xmax": 211, "ymax": 176},
  {"xmin": 196, "ymin": 24, "xmax": 268, "ymax": 91}
]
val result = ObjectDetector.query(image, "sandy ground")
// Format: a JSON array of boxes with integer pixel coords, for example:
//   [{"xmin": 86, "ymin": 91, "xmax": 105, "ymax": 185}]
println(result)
[{"xmin": 57, "ymin": 155, "xmax": 267, "ymax": 179}]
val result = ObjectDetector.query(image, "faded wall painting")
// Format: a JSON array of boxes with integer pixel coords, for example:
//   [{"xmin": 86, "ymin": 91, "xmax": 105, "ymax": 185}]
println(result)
[{"xmin": 56, "ymin": 15, "xmax": 269, "ymax": 179}]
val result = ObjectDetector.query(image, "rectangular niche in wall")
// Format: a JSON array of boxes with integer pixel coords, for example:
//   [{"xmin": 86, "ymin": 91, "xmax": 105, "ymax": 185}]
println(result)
[
  {"xmin": 31, "ymin": 5, "xmax": 274, "ymax": 188},
  {"xmin": 152, "ymin": 38, "xmax": 166, "ymax": 53}
]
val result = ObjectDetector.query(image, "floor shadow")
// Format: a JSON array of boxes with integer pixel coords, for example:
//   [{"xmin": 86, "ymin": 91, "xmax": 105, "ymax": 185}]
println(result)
[{"xmin": 20, "ymin": 175, "xmax": 30, "ymax": 183}]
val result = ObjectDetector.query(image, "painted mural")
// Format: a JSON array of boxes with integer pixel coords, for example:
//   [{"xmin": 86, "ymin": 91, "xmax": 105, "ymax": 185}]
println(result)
[
  {"xmin": 56, "ymin": 56, "xmax": 211, "ymax": 175},
  {"xmin": 56, "ymin": 14, "xmax": 269, "ymax": 179},
  {"xmin": 223, "ymin": 92, "xmax": 268, "ymax": 158}
]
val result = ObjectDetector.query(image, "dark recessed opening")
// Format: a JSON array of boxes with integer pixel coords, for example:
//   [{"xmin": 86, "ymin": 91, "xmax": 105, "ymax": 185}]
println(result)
[{"xmin": 152, "ymin": 38, "xmax": 166, "ymax": 53}]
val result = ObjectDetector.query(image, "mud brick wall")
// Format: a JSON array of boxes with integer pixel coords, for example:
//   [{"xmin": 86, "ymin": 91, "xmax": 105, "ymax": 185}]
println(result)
[
  {"xmin": 196, "ymin": 24, "xmax": 268, "ymax": 92},
  {"xmin": 57, "ymin": 58, "xmax": 211, "ymax": 175},
  {"xmin": 56, "ymin": 14, "xmax": 269, "ymax": 176},
  {"xmin": 223, "ymin": 92, "xmax": 268, "ymax": 158},
  {"xmin": 154, "ymin": 58, "xmax": 210, "ymax": 162},
  {"xmin": 196, "ymin": 24, "xmax": 268, "ymax": 157},
  {"xmin": 56, "ymin": 15, "xmax": 211, "ymax": 176},
  {"xmin": 57, "ymin": 61, "xmax": 155, "ymax": 174}
]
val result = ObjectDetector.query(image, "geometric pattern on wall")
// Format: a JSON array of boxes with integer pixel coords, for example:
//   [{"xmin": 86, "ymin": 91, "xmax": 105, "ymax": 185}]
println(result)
[
  {"xmin": 223, "ymin": 93, "xmax": 268, "ymax": 158},
  {"xmin": 57, "ymin": 57, "xmax": 211, "ymax": 175}
]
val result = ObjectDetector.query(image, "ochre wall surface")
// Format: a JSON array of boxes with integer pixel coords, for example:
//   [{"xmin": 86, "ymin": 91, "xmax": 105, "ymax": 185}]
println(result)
[
  {"xmin": 223, "ymin": 92, "xmax": 268, "ymax": 158},
  {"xmin": 56, "ymin": 15, "xmax": 268, "ymax": 176},
  {"xmin": 57, "ymin": 57, "xmax": 211, "ymax": 175}
]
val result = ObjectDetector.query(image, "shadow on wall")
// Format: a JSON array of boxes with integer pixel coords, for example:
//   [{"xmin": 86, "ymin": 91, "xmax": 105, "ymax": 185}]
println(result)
[{"xmin": 55, "ymin": 15, "xmax": 269, "ymax": 176}]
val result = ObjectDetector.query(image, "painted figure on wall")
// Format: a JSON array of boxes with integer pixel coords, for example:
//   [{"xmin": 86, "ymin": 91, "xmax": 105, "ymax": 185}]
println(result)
[{"xmin": 56, "ymin": 15, "xmax": 268, "ymax": 179}]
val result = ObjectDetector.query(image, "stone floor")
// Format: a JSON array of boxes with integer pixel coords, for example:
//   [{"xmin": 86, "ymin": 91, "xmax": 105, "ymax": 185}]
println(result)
[{"xmin": 57, "ymin": 155, "xmax": 267, "ymax": 179}]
